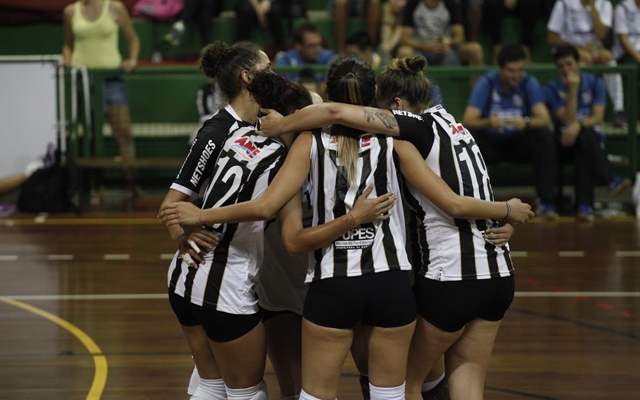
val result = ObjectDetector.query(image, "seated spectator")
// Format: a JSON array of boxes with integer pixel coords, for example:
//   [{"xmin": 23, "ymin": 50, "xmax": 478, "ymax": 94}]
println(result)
[
  {"xmin": 612, "ymin": 0, "xmax": 640, "ymax": 92},
  {"xmin": 547, "ymin": 0, "xmax": 627, "ymax": 127},
  {"xmin": 544, "ymin": 45, "xmax": 630, "ymax": 221},
  {"xmin": 235, "ymin": 0, "xmax": 296, "ymax": 56},
  {"xmin": 276, "ymin": 22, "xmax": 339, "ymax": 82},
  {"xmin": 459, "ymin": 0, "xmax": 482, "ymax": 42},
  {"xmin": 165, "ymin": 0, "xmax": 223, "ymax": 49},
  {"xmin": 484, "ymin": 0, "xmax": 540, "ymax": 61},
  {"xmin": 401, "ymin": 0, "xmax": 484, "ymax": 66},
  {"xmin": 345, "ymin": 30, "xmax": 386, "ymax": 68},
  {"xmin": 332, "ymin": 0, "xmax": 381, "ymax": 55},
  {"xmin": 378, "ymin": 0, "xmax": 416, "ymax": 61},
  {"xmin": 0, "ymin": 144, "xmax": 56, "ymax": 217},
  {"xmin": 461, "ymin": 45, "xmax": 558, "ymax": 218},
  {"xmin": 189, "ymin": 79, "xmax": 225, "ymax": 144}
]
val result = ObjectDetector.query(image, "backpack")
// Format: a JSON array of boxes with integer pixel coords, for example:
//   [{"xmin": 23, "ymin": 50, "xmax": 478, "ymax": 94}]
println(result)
[
  {"xmin": 133, "ymin": 0, "xmax": 185, "ymax": 22},
  {"xmin": 17, "ymin": 151, "xmax": 78, "ymax": 214}
]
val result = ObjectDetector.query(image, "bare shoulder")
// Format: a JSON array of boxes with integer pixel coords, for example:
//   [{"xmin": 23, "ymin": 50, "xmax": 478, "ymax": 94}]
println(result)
[
  {"xmin": 110, "ymin": 1, "xmax": 130, "ymax": 17},
  {"xmin": 63, "ymin": 4, "xmax": 75, "ymax": 20}
]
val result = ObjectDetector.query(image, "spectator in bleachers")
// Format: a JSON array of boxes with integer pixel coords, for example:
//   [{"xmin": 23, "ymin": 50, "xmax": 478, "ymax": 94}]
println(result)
[
  {"xmin": 401, "ymin": 0, "xmax": 484, "ymax": 66},
  {"xmin": 378, "ymin": 0, "xmax": 416, "ymax": 61},
  {"xmin": 332, "ymin": 0, "xmax": 381, "ymax": 55},
  {"xmin": 189, "ymin": 79, "xmax": 225, "ymax": 144},
  {"xmin": 483, "ymin": 0, "xmax": 540, "ymax": 62},
  {"xmin": 63, "ymin": 0, "xmax": 140, "ymax": 206},
  {"xmin": 164, "ymin": 0, "xmax": 223, "ymax": 49},
  {"xmin": 276, "ymin": 22, "xmax": 339, "ymax": 82},
  {"xmin": 458, "ymin": 0, "xmax": 482, "ymax": 42},
  {"xmin": 345, "ymin": 30, "xmax": 386, "ymax": 68},
  {"xmin": 613, "ymin": 0, "xmax": 640, "ymax": 91},
  {"xmin": 234, "ymin": 0, "xmax": 291, "ymax": 56},
  {"xmin": 461, "ymin": 45, "xmax": 558, "ymax": 218},
  {"xmin": 544, "ymin": 45, "xmax": 630, "ymax": 221},
  {"xmin": 547, "ymin": 0, "xmax": 627, "ymax": 127}
]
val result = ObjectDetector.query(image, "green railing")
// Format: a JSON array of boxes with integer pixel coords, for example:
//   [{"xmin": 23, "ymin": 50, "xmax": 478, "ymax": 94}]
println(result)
[{"xmin": 67, "ymin": 64, "xmax": 638, "ymax": 178}]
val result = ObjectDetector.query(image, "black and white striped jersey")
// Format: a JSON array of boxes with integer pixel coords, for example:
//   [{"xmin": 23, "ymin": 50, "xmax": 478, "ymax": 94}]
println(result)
[
  {"xmin": 392, "ymin": 105, "xmax": 513, "ymax": 281},
  {"xmin": 172, "ymin": 105, "xmax": 253, "ymax": 198},
  {"xmin": 168, "ymin": 126, "xmax": 287, "ymax": 314},
  {"xmin": 306, "ymin": 130, "xmax": 411, "ymax": 282}
]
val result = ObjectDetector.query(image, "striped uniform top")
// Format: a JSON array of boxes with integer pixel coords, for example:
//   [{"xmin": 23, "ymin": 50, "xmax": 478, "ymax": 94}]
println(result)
[
  {"xmin": 392, "ymin": 105, "xmax": 513, "ymax": 281},
  {"xmin": 168, "ymin": 126, "xmax": 286, "ymax": 314},
  {"xmin": 172, "ymin": 105, "xmax": 252, "ymax": 198},
  {"xmin": 306, "ymin": 130, "xmax": 411, "ymax": 283}
]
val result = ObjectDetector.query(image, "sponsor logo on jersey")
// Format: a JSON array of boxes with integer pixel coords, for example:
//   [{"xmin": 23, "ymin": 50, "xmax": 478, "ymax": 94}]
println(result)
[
  {"xmin": 335, "ymin": 226, "xmax": 376, "ymax": 250},
  {"xmin": 232, "ymin": 137, "xmax": 261, "ymax": 159},
  {"xmin": 450, "ymin": 122, "xmax": 468, "ymax": 135},
  {"xmin": 391, "ymin": 109, "xmax": 423, "ymax": 120},
  {"xmin": 190, "ymin": 139, "xmax": 217, "ymax": 187},
  {"xmin": 360, "ymin": 135, "xmax": 372, "ymax": 150}
]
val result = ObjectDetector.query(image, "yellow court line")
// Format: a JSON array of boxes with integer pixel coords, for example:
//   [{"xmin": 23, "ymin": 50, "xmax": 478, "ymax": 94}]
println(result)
[{"xmin": 0, "ymin": 298, "xmax": 107, "ymax": 400}]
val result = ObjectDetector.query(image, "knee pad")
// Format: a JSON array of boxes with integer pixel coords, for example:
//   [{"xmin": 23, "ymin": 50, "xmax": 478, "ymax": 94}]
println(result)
[
  {"xmin": 191, "ymin": 377, "xmax": 226, "ymax": 400},
  {"xmin": 298, "ymin": 389, "xmax": 322, "ymax": 400},
  {"xmin": 369, "ymin": 382, "xmax": 405, "ymax": 400},
  {"xmin": 226, "ymin": 380, "xmax": 267, "ymax": 400},
  {"xmin": 187, "ymin": 365, "xmax": 199, "ymax": 395}
]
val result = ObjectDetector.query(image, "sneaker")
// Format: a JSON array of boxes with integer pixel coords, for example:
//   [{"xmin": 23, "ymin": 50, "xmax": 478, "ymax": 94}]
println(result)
[
  {"xmin": 0, "ymin": 203, "xmax": 16, "ymax": 217},
  {"xmin": 613, "ymin": 111, "xmax": 627, "ymax": 128},
  {"xmin": 537, "ymin": 201, "xmax": 559, "ymax": 220},
  {"xmin": 164, "ymin": 23, "xmax": 184, "ymax": 46},
  {"xmin": 577, "ymin": 203, "xmax": 594, "ymax": 222},
  {"xmin": 608, "ymin": 175, "xmax": 631, "ymax": 196},
  {"xmin": 422, "ymin": 379, "xmax": 450, "ymax": 400}
]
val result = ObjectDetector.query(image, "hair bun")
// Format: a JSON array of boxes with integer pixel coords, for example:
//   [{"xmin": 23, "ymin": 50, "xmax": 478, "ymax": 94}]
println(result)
[
  {"xmin": 406, "ymin": 56, "xmax": 427, "ymax": 73},
  {"xmin": 200, "ymin": 41, "xmax": 230, "ymax": 79}
]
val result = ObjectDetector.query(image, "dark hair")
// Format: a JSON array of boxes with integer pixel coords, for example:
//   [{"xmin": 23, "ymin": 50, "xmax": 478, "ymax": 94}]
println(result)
[
  {"xmin": 376, "ymin": 56, "xmax": 431, "ymax": 113},
  {"xmin": 496, "ymin": 44, "xmax": 527, "ymax": 67},
  {"xmin": 299, "ymin": 67, "xmax": 316, "ymax": 84},
  {"xmin": 200, "ymin": 40, "xmax": 262, "ymax": 101},
  {"xmin": 552, "ymin": 45, "xmax": 580, "ymax": 63},
  {"xmin": 324, "ymin": 55, "xmax": 376, "ymax": 185},
  {"xmin": 293, "ymin": 21, "xmax": 320, "ymax": 43},
  {"xmin": 247, "ymin": 72, "xmax": 312, "ymax": 116},
  {"xmin": 345, "ymin": 31, "xmax": 372, "ymax": 52}
]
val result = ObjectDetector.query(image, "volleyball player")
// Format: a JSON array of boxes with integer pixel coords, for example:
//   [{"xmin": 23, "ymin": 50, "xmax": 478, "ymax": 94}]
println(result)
[
  {"xmin": 159, "ymin": 57, "xmax": 532, "ymax": 400},
  {"xmin": 255, "ymin": 56, "xmax": 533, "ymax": 400}
]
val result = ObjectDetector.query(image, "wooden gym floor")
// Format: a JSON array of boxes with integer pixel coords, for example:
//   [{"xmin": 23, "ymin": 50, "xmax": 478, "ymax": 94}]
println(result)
[{"xmin": 0, "ymin": 211, "xmax": 638, "ymax": 400}]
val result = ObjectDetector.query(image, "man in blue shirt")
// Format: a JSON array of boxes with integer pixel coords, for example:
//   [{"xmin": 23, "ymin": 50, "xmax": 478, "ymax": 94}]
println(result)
[
  {"xmin": 544, "ymin": 45, "xmax": 630, "ymax": 221},
  {"xmin": 461, "ymin": 44, "xmax": 558, "ymax": 218},
  {"xmin": 276, "ymin": 22, "xmax": 338, "ymax": 83}
]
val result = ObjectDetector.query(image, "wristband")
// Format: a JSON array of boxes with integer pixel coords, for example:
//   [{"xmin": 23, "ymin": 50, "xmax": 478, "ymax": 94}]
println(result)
[
  {"xmin": 347, "ymin": 213, "xmax": 357, "ymax": 227},
  {"xmin": 504, "ymin": 202, "xmax": 511, "ymax": 220}
]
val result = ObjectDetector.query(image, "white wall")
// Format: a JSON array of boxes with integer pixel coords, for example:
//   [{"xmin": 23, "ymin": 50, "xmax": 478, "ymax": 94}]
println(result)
[{"xmin": 0, "ymin": 61, "xmax": 58, "ymax": 175}]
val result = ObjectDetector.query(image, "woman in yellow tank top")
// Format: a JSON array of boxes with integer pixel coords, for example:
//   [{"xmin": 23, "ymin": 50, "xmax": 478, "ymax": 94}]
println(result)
[{"xmin": 62, "ymin": 0, "xmax": 140, "ymax": 206}]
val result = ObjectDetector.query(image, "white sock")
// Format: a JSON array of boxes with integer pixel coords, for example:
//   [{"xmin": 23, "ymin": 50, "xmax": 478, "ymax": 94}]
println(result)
[
  {"xmin": 188, "ymin": 365, "xmax": 200, "ymax": 395},
  {"xmin": 24, "ymin": 159, "xmax": 44, "ymax": 177},
  {"xmin": 369, "ymin": 382, "xmax": 405, "ymax": 400},
  {"xmin": 604, "ymin": 61, "xmax": 624, "ymax": 112},
  {"xmin": 421, "ymin": 372, "xmax": 445, "ymax": 393},
  {"xmin": 298, "ymin": 389, "xmax": 321, "ymax": 400},
  {"xmin": 172, "ymin": 20, "xmax": 185, "ymax": 32},
  {"xmin": 226, "ymin": 380, "xmax": 267, "ymax": 400},
  {"xmin": 191, "ymin": 377, "xmax": 227, "ymax": 400}
]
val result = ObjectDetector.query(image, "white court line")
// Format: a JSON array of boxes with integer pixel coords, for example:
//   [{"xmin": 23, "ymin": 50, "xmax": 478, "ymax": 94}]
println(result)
[
  {"xmin": 510, "ymin": 251, "xmax": 528, "ymax": 257},
  {"xmin": 0, "ymin": 292, "xmax": 639, "ymax": 301},
  {"xmin": 159, "ymin": 254, "xmax": 175, "ymax": 260},
  {"xmin": 558, "ymin": 251, "xmax": 585, "ymax": 257},
  {"xmin": 103, "ymin": 254, "xmax": 130, "ymax": 261},
  {"xmin": 47, "ymin": 255, "xmax": 74, "ymax": 261},
  {"xmin": 0, "ymin": 255, "xmax": 18, "ymax": 261},
  {"xmin": 616, "ymin": 251, "xmax": 640, "ymax": 257}
]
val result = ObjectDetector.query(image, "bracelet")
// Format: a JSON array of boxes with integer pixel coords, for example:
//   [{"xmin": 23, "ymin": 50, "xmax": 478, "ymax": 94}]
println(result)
[
  {"xmin": 347, "ymin": 213, "xmax": 357, "ymax": 227},
  {"xmin": 504, "ymin": 202, "xmax": 511, "ymax": 220}
]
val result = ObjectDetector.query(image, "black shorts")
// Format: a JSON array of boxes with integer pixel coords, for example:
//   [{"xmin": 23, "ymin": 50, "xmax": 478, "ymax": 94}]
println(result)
[
  {"xmin": 303, "ymin": 270, "xmax": 416, "ymax": 329},
  {"xmin": 414, "ymin": 275, "xmax": 515, "ymax": 332},
  {"xmin": 169, "ymin": 290, "xmax": 262, "ymax": 342}
]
